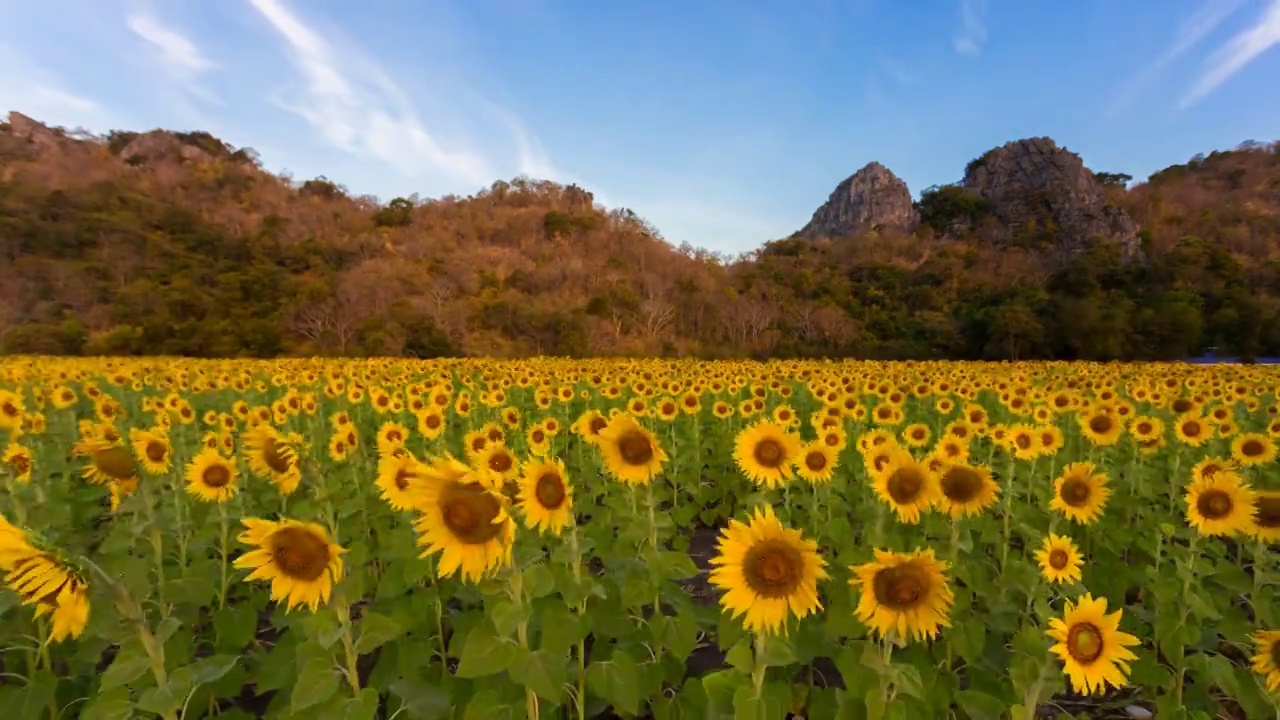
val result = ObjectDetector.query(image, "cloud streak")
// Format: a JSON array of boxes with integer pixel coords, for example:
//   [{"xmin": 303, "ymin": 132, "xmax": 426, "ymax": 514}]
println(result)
[
  {"xmin": 127, "ymin": 11, "xmax": 220, "ymax": 107},
  {"xmin": 1178, "ymin": 0, "xmax": 1280, "ymax": 109},
  {"xmin": 0, "ymin": 43, "xmax": 105, "ymax": 129},
  {"xmin": 953, "ymin": 0, "xmax": 988, "ymax": 56}
]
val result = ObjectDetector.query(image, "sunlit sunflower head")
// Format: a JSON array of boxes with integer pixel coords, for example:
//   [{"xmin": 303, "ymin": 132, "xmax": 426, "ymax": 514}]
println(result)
[
  {"xmin": 73, "ymin": 436, "xmax": 138, "ymax": 486},
  {"xmin": 1250, "ymin": 630, "xmax": 1280, "ymax": 695},
  {"xmin": 1251, "ymin": 491, "xmax": 1280, "ymax": 542},
  {"xmin": 412, "ymin": 470, "xmax": 515, "ymax": 583},
  {"xmin": 596, "ymin": 414, "xmax": 667, "ymax": 486},
  {"xmin": 1128, "ymin": 415, "xmax": 1163, "ymax": 442},
  {"xmin": 128, "ymin": 427, "xmax": 173, "ymax": 475},
  {"xmin": 936, "ymin": 462, "xmax": 999, "ymax": 519},
  {"xmin": 872, "ymin": 448, "xmax": 938, "ymax": 525},
  {"xmin": 1231, "ymin": 433, "xmax": 1278, "ymax": 467},
  {"xmin": 184, "ymin": 448, "xmax": 238, "ymax": 503},
  {"xmin": 936, "ymin": 436, "xmax": 969, "ymax": 463},
  {"xmin": 851, "ymin": 547, "xmax": 953, "ymax": 643},
  {"xmin": 0, "ymin": 517, "xmax": 92, "ymax": 643},
  {"xmin": 1046, "ymin": 593, "xmax": 1140, "ymax": 696},
  {"xmin": 572, "ymin": 410, "xmax": 610, "ymax": 446},
  {"xmin": 1037, "ymin": 425, "xmax": 1065, "ymax": 457},
  {"xmin": 1007, "ymin": 424, "xmax": 1041, "ymax": 460},
  {"xmin": 1185, "ymin": 471, "xmax": 1255, "ymax": 538},
  {"xmin": 2, "ymin": 443, "xmax": 33, "ymax": 483},
  {"xmin": 794, "ymin": 442, "xmax": 838, "ymax": 485},
  {"xmin": 862, "ymin": 441, "xmax": 901, "ymax": 481},
  {"xmin": 234, "ymin": 518, "xmax": 346, "ymax": 612},
  {"xmin": 375, "ymin": 451, "xmax": 426, "ymax": 512},
  {"xmin": 1174, "ymin": 413, "xmax": 1211, "ymax": 447},
  {"xmin": 416, "ymin": 408, "xmax": 446, "ymax": 440},
  {"xmin": 1034, "ymin": 533, "xmax": 1083, "ymax": 585},
  {"xmin": 517, "ymin": 458, "xmax": 574, "ymax": 536},
  {"xmin": 476, "ymin": 443, "xmax": 520, "ymax": 483},
  {"xmin": 243, "ymin": 424, "xmax": 299, "ymax": 484},
  {"xmin": 708, "ymin": 505, "xmax": 827, "ymax": 636},
  {"xmin": 1051, "ymin": 462, "xmax": 1112, "ymax": 525},
  {"xmin": 376, "ymin": 422, "xmax": 411, "ymax": 456},
  {"xmin": 1079, "ymin": 409, "xmax": 1123, "ymax": 447},
  {"xmin": 733, "ymin": 421, "xmax": 801, "ymax": 489},
  {"xmin": 901, "ymin": 423, "xmax": 931, "ymax": 448}
]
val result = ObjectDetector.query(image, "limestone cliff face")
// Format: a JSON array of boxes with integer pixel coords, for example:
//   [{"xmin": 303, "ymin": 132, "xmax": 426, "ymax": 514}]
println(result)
[
  {"xmin": 795, "ymin": 162, "xmax": 918, "ymax": 239},
  {"xmin": 963, "ymin": 137, "xmax": 1141, "ymax": 256}
]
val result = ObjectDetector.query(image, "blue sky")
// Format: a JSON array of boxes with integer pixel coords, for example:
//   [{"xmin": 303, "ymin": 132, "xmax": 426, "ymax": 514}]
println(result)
[{"xmin": 1, "ymin": 0, "xmax": 1278, "ymax": 255}]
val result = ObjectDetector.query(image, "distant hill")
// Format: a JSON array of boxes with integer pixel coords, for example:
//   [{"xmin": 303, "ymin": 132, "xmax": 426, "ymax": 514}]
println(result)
[{"xmin": 2, "ymin": 111, "xmax": 1278, "ymax": 360}]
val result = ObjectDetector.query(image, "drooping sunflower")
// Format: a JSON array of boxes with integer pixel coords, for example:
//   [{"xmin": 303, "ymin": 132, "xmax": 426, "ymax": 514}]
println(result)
[
  {"xmin": 795, "ymin": 442, "xmax": 837, "ymax": 484},
  {"xmin": 243, "ymin": 425, "xmax": 303, "ymax": 495},
  {"xmin": 596, "ymin": 414, "xmax": 667, "ymax": 486},
  {"xmin": 1185, "ymin": 471, "xmax": 1255, "ymax": 537},
  {"xmin": 1251, "ymin": 491, "xmax": 1280, "ymax": 542},
  {"xmin": 1046, "ymin": 593, "xmax": 1140, "ymax": 695},
  {"xmin": 375, "ymin": 451, "xmax": 425, "ymax": 512},
  {"xmin": 936, "ymin": 462, "xmax": 999, "ymax": 518},
  {"xmin": 1035, "ymin": 533, "xmax": 1083, "ymax": 584},
  {"xmin": 851, "ymin": 548, "xmax": 954, "ymax": 642},
  {"xmin": 129, "ymin": 428, "xmax": 173, "ymax": 475},
  {"xmin": 72, "ymin": 436, "xmax": 138, "ymax": 486},
  {"xmin": 1051, "ymin": 462, "xmax": 1111, "ymax": 525},
  {"xmin": 185, "ymin": 448, "xmax": 238, "ymax": 503},
  {"xmin": 1250, "ymin": 630, "xmax": 1280, "ymax": 694},
  {"xmin": 708, "ymin": 505, "xmax": 827, "ymax": 636},
  {"xmin": 3, "ymin": 443, "xmax": 33, "ymax": 483},
  {"xmin": 734, "ymin": 421, "xmax": 801, "ymax": 489},
  {"xmin": 234, "ymin": 518, "xmax": 346, "ymax": 612},
  {"xmin": 1231, "ymin": 433, "xmax": 1277, "ymax": 467},
  {"xmin": 572, "ymin": 410, "xmax": 609, "ymax": 446},
  {"xmin": 412, "ymin": 461, "xmax": 516, "ymax": 582},
  {"xmin": 517, "ymin": 458, "xmax": 574, "ymax": 536},
  {"xmin": 873, "ymin": 448, "xmax": 938, "ymax": 524},
  {"xmin": 0, "ymin": 516, "xmax": 91, "ymax": 642}
]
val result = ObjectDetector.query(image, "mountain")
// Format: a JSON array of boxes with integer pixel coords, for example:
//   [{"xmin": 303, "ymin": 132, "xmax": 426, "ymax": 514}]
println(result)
[{"xmin": 2, "ymin": 111, "xmax": 1279, "ymax": 361}]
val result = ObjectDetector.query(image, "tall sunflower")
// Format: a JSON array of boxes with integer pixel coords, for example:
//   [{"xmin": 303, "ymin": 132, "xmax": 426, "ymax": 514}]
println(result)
[
  {"xmin": 1250, "ymin": 630, "xmax": 1280, "ymax": 695},
  {"xmin": 1231, "ymin": 433, "xmax": 1277, "ymax": 467},
  {"xmin": 412, "ymin": 460, "xmax": 515, "ymax": 582},
  {"xmin": 1034, "ymin": 534, "xmax": 1083, "ymax": 584},
  {"xmin": 375, "ymin": 451, "xmax": 425, "ymax": 512},
  {"xmin": 234, "ymin": 518, "xmax": 346, "ymax": 612},
  {"xmin": 596, "ymin": 414, "xmax": 667, "ymax": 486},
  {"xmin": 243, "ymin": 425, "xmax": 303, "ymax": 495},
  {"xmin": 517, "ymin": 458, "xmax": 574, "ymax": 536},
  {"xmin": 2, "ymin": 443, "xmax": 33, "ymax": 483},
  {"xmin": 185, "ymin": 449, "xmax": 238, "ymax": 503},
  {"xmin": 129, "ymin": 428, "xmax": 173, "ymax": 475},
  {"xmin": 0, "ymin": 516, "xmax": 91, "ymax": 642},
  {"xmin": 1185, "ymin": 471, "xmax": 1255, "ymax": 537},
  {"xmin": 936, "ymin": 462, "xmax": 999, "ymax": 518},
  {"xmin": 873, "ymin": 449, "xmax": 938, "ymax": 524},
  {"xmin": 572, "ymin": 410, "xmax": 609, "ymax": 446},
  {"xmin": 851, "ymin": 548, "xmax": 954, "ymax": 642},
  {"xmin": 1046, "ymin": 593, "xmax": 1140, "ymax": 695},
  {"xmin": 1079, "ymin": 409, "xmax": 1123, "ymax": 447},
  {"xmin": 709, "ymin": 506, "xmax": 827, "ymax": 636},
  {"xmin": 795, "ymin": 442, "xmax": 837, "ymax": 484},
  {"xmin": 72, "ymin": 435, "xmax": 138, "ymax": 486},
  {"xmin": 1174, "ymin": 414, "xmax": 1211, "ymax": 447},
  {"xmin": 734, "ymin": 421, "xmax": 801, "ymax": 489},
  {"xmin": 1050, "ymin": 463, "xmax": 1111, "ymax": 525},
  {"xmin": 1252, "ymin": 491, "xmax": 1280, "ymax": 542}
]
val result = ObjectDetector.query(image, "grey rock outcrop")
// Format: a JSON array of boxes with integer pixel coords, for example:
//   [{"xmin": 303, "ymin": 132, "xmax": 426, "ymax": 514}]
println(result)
[
  {"xmin": 4, "ymin": 111, "xmax": 61, "ymax": 152},
  {"xmin": 963, "ymin": 137, "xmax": 1141, "ymax": 257},
  {"xmin": 118, "ymin": 131, "xmax": 212, "ymax": 165},
  {"xmin": 796, "ymin": 162, "xmax": 918, "ymax": 239}
]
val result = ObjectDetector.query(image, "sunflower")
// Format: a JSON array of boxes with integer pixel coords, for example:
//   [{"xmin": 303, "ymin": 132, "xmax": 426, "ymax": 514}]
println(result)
[
  {"xmin": 708, "ymin": 505, "xmax": 827, "ymax": 636},
  {"xmin": 1251, "ymin": 491, "xmax": 1280, "ymax": 542},
  {"xmin": 1174, "ymin": 414, "xmax": 1211, "ymax": 447},
  {"xmin": 243, "ymin": 425, "xmax": 303, "ymax": 495},
  {"xmin": 1008, "ymin": 424, "xmax": 1041, "ymax": 460},
  {"xmin": 902, "ymin": 423, "xmax": 931, "ymax": 448},
  {"xmin": 72, "ymin": 436, "xmax": 138, "ymax": 486},
  {"xmin": 129, "ymin": 428, "xmax": 173, "ymax": 475},
  {"xmin": 3, "ymin": 443, "xmax": 33, "ymax": 483},
  {"xmin": 1051, "ymin": 463, "xmax": 1111, "ymax": 525},
  {"xmin": 412, "ymin": 462, "xmax": 516, "ymax": 582},
  {"xmin": 375, "ymin": 451, "xmax": 425, "ymax": 512},
  {"xmin": 477, "ymin": 444, "xmax": 520, "ymax": 483},
  {"xmin": 734, "ymin": 421, "xmax": 801, "ymax": 489},
  {"xmin": 1231, "ymin": 433, "xmax": 1277, "ymax": 467},
  {"xmin": 596, "ymin": 414, "xmax": 667, "ymax": 485},
  {"xmin": 936, "ymin": 462, "xmax": 999, "ymax": 518},
  {"xmin": 1079, "ymin": 409, "xmax": 1123, "ymax": 446},
  {"xmin": 417, "ymin": 408, "xmax": 446, "ymax": 440},
  {"xmin": 1035, "ymin": 534, "xmax": 1083, "ymax": 584},
  {"xmin": 234, "ymin": 518, "xmax": 346, "ymax": 612},
  {"xmin": 0, "ymin": 390, "xmax": 24, "ymax": 431},
  {"xmin": 795, "ymin": 442, "xmax": 837, "ymax": 484},
  {"xmin": 185, "ymin": 449, "xmax": 238, "ymax": 503},
  {"xmin": 376, "ymin": 422, "xmax": 411, "ymax": 456},
  {"xmin": 0, "ymin": 516, "xmax": 91, "ymax": 642},
  {"xmin": 873, "ymin": 449, "xmax": 938, "ymax": 524},
  {"xmin": 1185, "ymin": 471, "xmax": 1255, "ymax": 537},
  {"xmin": 572, "ymin": 410, "xmax": 609, "ymax": 445},
  {"xmin": 518, "ymin": 458, "xmax": 574, "ymax": 536},
  {"xmin": 1250, "ymin": 630, "xmax": 1280, "ymax": 694},
  {"xmin": 851, "ymin": 548, "xmax": 954, "ymax": 642},
  {"xmin": 1046, "ymin": 593, "xmax": 1140, "ymax": 695}
]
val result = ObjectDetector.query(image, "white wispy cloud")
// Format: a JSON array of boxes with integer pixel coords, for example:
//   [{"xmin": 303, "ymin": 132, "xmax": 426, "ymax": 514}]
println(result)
[
  {"xmin": 1178, "ymin": 0, "xmax": 1280, "ymax": 109},
  {"xmin": 953, "ymin": 0, "xmax": 988, "ymax": 56},
  {"xmin": 1107, "ymin": 0, "xmax": 1242, "ymax": 117},
  {"xmin": 0, "ymin": 43, "xmax": 106, "ymax": 129},
  {"xmin": 126, "ymin": 11, "xmax": 220, "ymax": 107},
  {"xmin": 245, "ymin": 0, "xmax": 502, "ymax": 190}
]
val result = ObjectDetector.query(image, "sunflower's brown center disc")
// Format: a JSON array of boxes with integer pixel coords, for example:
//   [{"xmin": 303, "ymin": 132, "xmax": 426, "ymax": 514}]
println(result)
[
  {"xmin": 887, "ymin": 467, "xmax": 924, "ymax": 504},
  {"xmin": 1, "ymin": 401, "xmax": 18, "ymax": 418},
  {"xmin": 488, "ymin": 451, "xmax": 513, "ymax": 474},
  {"xmin": 753, "ymin": 439, "xmax": 785, "ymax": 469},
  {"xmin": 824, "ymin": 433, "xmax": 840, "ymax": 447},
  {"xmin": 262, "ymin": 437, "xmax": 293, "ymax": 474},
  {"xmin": 471, "ymin": 437, "xmax": 487, "ymax": 453},
  {"xmin": 742, "ymin": 538, "xmax": 803, "ymax": 599},
  {"xmin": 589, "ymin": 417, "xmax": 608, "ymax": 435},
  {"xmin": 1048, "ymin": 549, "xmax": 1069, "ymax": 570},
  {"xmin": 93, "ymin": 447, "xmax": 137, "ymax": 480},
  {"xmin": 1067, "ymin": 622, "xmax": 1104, "ymax": 663},
  {"xmin": 1241, "ymin": 440, "xmax": 1265, "ymax": 458},
  {"xmin": 535, "ymin": 472, "xmax": 567, "ymax": 510},
  {"xmin": 1172, "ymin": 398, "xmax": 1193, "ymax": 414},
  {"xmin": 487, "ymin": 428, "xmax": 504, "ymax": 442},
  {"xmin": 1088, "ymin": 415, "xmax": 1113, "ymax": 435},
  {"xmin": 1015, "ymin": 434, "xmax": 1032, "ymax": 450},
  {"xmin": 941, "ymin": 466, "xmax": 982, "ymax": 503},
  {"xmin": 386, "ymin": 430, "xmax": 403, "ymax": 443},
  {"xmin": 618, "ymin": 431, "xmax": 654, "ymax": 466},
  {"xmin": 393, "ymin": 469, "xmax": 413, "ymax": 491},
  {"xmin": 1197, "ymin": 489, "xmax": 1233, "ymax": 520},
  {"xmin": 531, "ymin": 430, "xmax": 545, "ymax": 444},
  {"xmin": 202, "ymin": 464, "xmax": 232, "ymax": 489},
  {"xmin": 1137, "ymin": 422, "xmax": 1153, "ymax": 435},
  {"xmin": 425, "ymin": 414, "xmax": 441, "ymax": 429},
  {"xmin": 441, "ymin": 483, "xmax": 504, "ymax": 545},
  {"xmin": 9, "ymin": 453, "xmax": 31, "ymax": 475},
  {"xmin": 1255, "ymin": 495, "xmax": 1280, "ymax": 529},
  {"xmin": 1182, "ymin": 420, "xmax": 1202, "ymax": 437},
  {"xmin": 145, "ymin": 441, "xmax": 167, "ymax": 463},
  {"xmin": 1060, "ymin": 478, "xmax": 1092, "ymax": 507},
  {"xmin": 270, "ymin": 526, "xmax": 330, "ymax": 582},
  {"xmin": 872, "ymin": 564, "xmax": 928, "ymax": 610},
  {"xmin": 804, "ymin": 451, "xmax": 828, "ymax": 473}
]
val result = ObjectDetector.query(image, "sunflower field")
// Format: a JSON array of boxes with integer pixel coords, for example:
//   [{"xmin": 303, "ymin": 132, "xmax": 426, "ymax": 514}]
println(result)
[{"xmin": 0, "ymin": 357, "xmax": 1278, "ymax": 720}]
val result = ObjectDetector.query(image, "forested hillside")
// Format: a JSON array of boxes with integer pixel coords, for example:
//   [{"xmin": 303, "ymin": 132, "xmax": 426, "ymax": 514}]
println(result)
[{"xmin": 1, "ymin": 112, "xmax": 1278, "ymax": 360}]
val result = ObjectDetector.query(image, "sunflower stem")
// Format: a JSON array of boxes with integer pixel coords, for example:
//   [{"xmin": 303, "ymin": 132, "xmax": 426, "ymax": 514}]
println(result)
[
  {"xmin": 567, "ymin": 521, "xmax": 588, "ymax": 720},
  {"xmin": 751, "ymin": 631, "xmax": 768, "ymax": 698},
  {"xmin": 216, "ymin": 502, "xmax": 230, "ymax": 610},
  {"xmin": 138, "ymin": 482, "xmax": 167, "ymax": 615}
]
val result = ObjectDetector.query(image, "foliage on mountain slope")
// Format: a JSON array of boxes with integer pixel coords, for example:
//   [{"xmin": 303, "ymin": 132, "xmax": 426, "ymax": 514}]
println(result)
[{"xmin": 1, "ymin": 113, "xmax": 1278, "ymax": 360}]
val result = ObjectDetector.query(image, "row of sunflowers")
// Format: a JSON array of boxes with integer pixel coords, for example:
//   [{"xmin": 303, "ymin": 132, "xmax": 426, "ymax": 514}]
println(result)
[{"xmin": 0, "ymin": 357, "xmax": 1278, "ymax": 719}]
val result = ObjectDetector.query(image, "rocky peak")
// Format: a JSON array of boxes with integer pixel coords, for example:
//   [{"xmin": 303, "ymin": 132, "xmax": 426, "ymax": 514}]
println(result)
[
  {"xmin": 795, "ymin": 162, "xmax": 918, "ymax": 239},
  {"xmin": 963, "ymin": 137, "xmax": 1141, "ymax": 257},
  {"xmin": 3, "ymin": 111, "xmax": 62, "ymax": 152}
]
